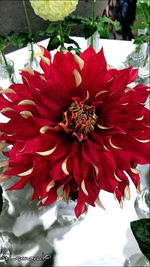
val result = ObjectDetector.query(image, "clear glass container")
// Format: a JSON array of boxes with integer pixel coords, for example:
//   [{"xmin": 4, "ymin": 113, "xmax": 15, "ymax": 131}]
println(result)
[
  {"xmin": 87, "ymin": 31, "xmax": 100, "ymax": 52},
  {"xmin": 134, "ymin": 187, "xmax": 150, "ymax": 218},
  {"xmin": 125, "ymin": 253, "xmax": 150, "ymax": 267},
  {"xmin": 0, "ymin": 232, "xmax": 12, "ymax": 266},
  {"xmin": 124, "ymin": 43, "xmax": 146, "ymax": 68},
  {"xmin": 0, "ymin": 56, "xmax": 15, "ymax": 85},
  {"xmin": 137, "ymin": 45, "xmax": 150, "ymax": 86},
  {"xmin": 0, "ymin": 197, "xmax": 9, "ymax": 216},
  {"xmin": 56, "ymin": 200, "xmax": 88, "ymax": 226},
  {"xmin": 24, "ymin": 43, "xmax": 41, "ymax": 72}
]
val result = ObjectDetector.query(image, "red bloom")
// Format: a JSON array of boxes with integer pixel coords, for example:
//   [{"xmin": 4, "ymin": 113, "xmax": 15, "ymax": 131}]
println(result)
[{"xmin": 0, "ymin": 46, "xmax": 149, "ymax": 218}]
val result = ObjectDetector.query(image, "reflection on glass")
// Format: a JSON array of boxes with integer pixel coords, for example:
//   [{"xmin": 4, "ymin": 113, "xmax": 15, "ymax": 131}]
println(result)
[
  {"xmin": 0, "ymin": 232, "xmax": 12, "ymax": 266},
  {"xmin": 0, "ymin": 56, "xmax": 15, "ymax": 86},
  {"xmin": 24, "ymin": 43, "xmax": 41, "ymax": 73},
  {"xmin": 87, "ymin": 31, "xmax": 100, "ymax": 52},
  {"xmin": 134, "ymin": 187, "xmax": 150, "ymax": 218},
  {"xmin": 0, "ymin": 197, "xmax": 9, "ymax": 216},
  {"xmin": 125, "ymin": 254, "xmax": 150, "ymax": 267},
  {"xmin": 56, "ymin": 200, "xmax": 88, "ymax": 226}
]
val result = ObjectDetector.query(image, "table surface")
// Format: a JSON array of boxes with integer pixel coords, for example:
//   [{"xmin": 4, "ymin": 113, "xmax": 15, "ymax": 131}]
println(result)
[{"xmin": 0, "ymin": 37, "xmax": 149, "ymax": 267}]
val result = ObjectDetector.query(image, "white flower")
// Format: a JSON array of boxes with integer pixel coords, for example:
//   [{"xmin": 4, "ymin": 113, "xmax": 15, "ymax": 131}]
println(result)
[{"xmin": 30, "ymin": 0, "xmax": 78, "ymax": 21}]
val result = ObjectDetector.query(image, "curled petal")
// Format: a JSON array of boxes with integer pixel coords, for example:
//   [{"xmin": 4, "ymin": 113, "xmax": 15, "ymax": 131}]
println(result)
[
  {"xmin": 95, "ymin": 197, "xmax": 105, "ymax": 210},
  {"xmin": 124, "ymin": 186, "xmax": 130, "ymax": 200},
  {"xmin": 97, "ymin": 124, "xmax": 111, "ymax": 130},
  {"xmin": 18, "ymin": 99, "xmax": 36, "ymax": 106},
  {"xmin": 109, "ymin": 137, "xmax": 122, "ymax": 150},
  {"xmin": 136, "ymin": 184, "xmax": 142, "ymax": 194},
  {"xmin": 62, "ymin": 158, "xmax": 69, "ymax": 175},
  {"xmin": 40, "ymin": 56, "xmax": 50, "ymax": 66},
  {"xmin": 114, "ymin": 171, "xmax": 122, "ymax": 182},
  {"xmin": 0, "ymin": 88, "xmax": 16, "ymax": 94},
  {"xmin": 81, "ymin": 180, "xmax": 88, "ymax": 196},
  {"xmin": 120, "ymin": 200, "xmax": 123, "ymax": 209},
  {"xmin": 40, "ymin": 126, "xmax": 51, "ymax": 134},
  {"xmin": 46, "ymin": 181, "xmax": 55, "ymax": 192},
  {"xmin": 73, "ymin": 69, "xmax": 82, "ymax": 87},
  {"xmin": 36, "ymin": 146, "xmax": 56, "ymax": 156},
  {"xmin": 95, "ymin": 90, "xmax": 108, "ymax": 98},
  {"xmin": 18, "ymin": 167, "xmax": 33, "ymax": 177},
  {"xmin": 20, "ymin": 66, "xmax": 34, "ymax": 75},
  {"xmin": 74, "ymin": 54, "xmax": 84, "ymax": 70},
  {"xmin": 57, "ymin": 185, "xmax": 64, "ymax": 201},
  {"xmin": 130, "ymin": 167, "xmax": 141, "ymax": 174},
  {"xmin": 134, "ymin": 137, "xmax": 150, "ymax": 143},
  {"xmin": 136, "ymin": 115, "xmax": 144, "ymax": 121},
  {"xmin": 94, "ymin": 165, "xmax": 99, "ymax": 177},
  {"xmin": 0, "ymin": 107, "xmax": 14, "ymax": 114},
  {"xmin": 20, "ymin": 111, "xmax": 33, "ymax": 119}
]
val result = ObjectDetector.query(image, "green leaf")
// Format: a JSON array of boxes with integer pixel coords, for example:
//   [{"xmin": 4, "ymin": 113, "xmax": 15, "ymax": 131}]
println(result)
[
  {"xmin": 134, "ymin": 34, "xmax": 149, "ymax": 44},
  {"xmin": 131, "ymin": 219, "xmax": 150, "ymax": 261},
  {"xmin": 136, "ymin": 2, "xmax": 150, "ymax": 24},
  {"xmin": 63, "ymin": 23, "xmax": 71, "ymax": 37},
  {"xmin": 97, "ymin": 22, "xmax": 109, "ymax": 38},
  {"xmin": 36, "ymin": 30, "xmax": 46, "ymax": 37},
  {"xmin": 83, "ymin": 24, "xmax": 96, "ymax": 39},
  {"xmin": 64, "ymin": 36, "xmax": 80, "ymax": 49},
  {"xmin": 98, "ymin": 16, "xmax": 121, "ymax": 31},
  {"xmin": 45, "ymin": 23, "xmax": 59, "ymax": 36},
  {"xmin": 7, "ymin": 31, "xmax": 18, "ymax": 47},
  {"xmin": 0, "ymin": 35, "xmax": 6, "ymax": 47},
  {"xmin": 0, "ymin": 185, "xmax": 3, "ymax": 214},
  {"xmin": 132, "ymin": 22, "xmax": 147, "ymax": 30},
  {"xmin": 65, "ymin": 14, "xmax": 88, "ymax": 25},
  {"xmin": 16, "ymin": 32, "xmax": 31, "ymax": 48},
  {"xmin": 113, "ymin": 21, "xmax": 121, "ymax": 31},
  {"xmin": 47, "ymin": 36, "xmax": 61, "ymax": 51},
  {"xmin": 98, "ymin": 16, "xmax": 113, "ymax": 24},
  {"xmin": 67, "ymin": 46, "xmax": 81, "ymax": 55}
]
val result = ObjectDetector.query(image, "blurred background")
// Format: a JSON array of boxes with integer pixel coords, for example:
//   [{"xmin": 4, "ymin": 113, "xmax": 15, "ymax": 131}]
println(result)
[{"xmin": 0, "ymin": 0, "xmax": 138, "ymax": 53}]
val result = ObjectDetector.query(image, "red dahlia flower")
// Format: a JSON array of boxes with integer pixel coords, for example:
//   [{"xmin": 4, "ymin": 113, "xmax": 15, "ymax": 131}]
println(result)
[{"xmin": 0, "ymin": 46, "xmax": 149, "ymax": 218}]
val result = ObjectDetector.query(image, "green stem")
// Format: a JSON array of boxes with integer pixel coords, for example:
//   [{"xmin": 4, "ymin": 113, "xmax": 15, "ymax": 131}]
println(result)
[
  {"xmin": 22, "ymin": 0, "xmax": 34, "ymax": 62},
  {"xmin": 29, "ymin": 42, "xmax": 34, "ymax": 63},
  {"xmin": 0, "ymin": 49, "xmax": 8, "ymax": 66},
  {"xmin": 22, "ymin": 0, "xmax": 32, "ymax": 35},
  {"xmin": 91, "ymin": 0, "xmax": 96, "ymax": 48},
  {"xmin": 92, "ymin": 0, "xmax": 96, "ymax": 25},
  {"xmin": 58, "ymin": 22, "xmax": 64, "ymax": 48},
  {"xmin": 0, "ymin": 49, "xmax": 15, "ymax": 84}
]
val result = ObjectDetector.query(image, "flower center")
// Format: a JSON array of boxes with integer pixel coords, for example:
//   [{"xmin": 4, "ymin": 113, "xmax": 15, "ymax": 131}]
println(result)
[{"xmin": 63, "ymin": 100, "xmax": 98, "ymax": 140}]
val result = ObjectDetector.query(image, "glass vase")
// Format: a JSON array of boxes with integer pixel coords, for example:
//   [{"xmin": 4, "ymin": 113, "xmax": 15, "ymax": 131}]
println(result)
[
  {"xmin": 0, "ymin": 232, "xmax": 12, "ymax": 266},
  {"xmin": 134, "ymin": 187, "xmax": 150, "ymax": 218},
  {"xmin": 125, "ymin": 253, "xmax": 150, "ymax": 267},
  {"xmin": 0, "ymin": 55, "xmax": 15, "ymax": 87},
  {"xmin": 56, "ymin": 200, "xmax": 88, "ymax": 226},
  {"xmin": 87, "ymin": 31, "xmax": 100, "ymax": 52},
  {"xmin": 137, "ymin": 44, "xmax": 150, "ymax": 86},
  {"xmin": 124, "ymin": 43, "xmax": 146, "ymax": 68},
  {"xmin": 124, "ymin": 28, "xmax": 148, "ymax": 70},
  {"xmin": 24, "ymin": 42, "xmax": 41, "ymax": 72}
]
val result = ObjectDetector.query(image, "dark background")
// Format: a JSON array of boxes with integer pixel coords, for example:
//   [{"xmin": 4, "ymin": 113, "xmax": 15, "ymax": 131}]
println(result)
[{"xmin": 0, "ymin": 0, "xmax": 107, "ymax": 53}]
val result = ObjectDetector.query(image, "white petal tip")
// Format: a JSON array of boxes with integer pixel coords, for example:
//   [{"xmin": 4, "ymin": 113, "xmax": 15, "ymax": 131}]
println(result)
[
  {"xmin": 18, "ymin": 167, "xmax": 33, "ymax": 176},
  {"xmin": 73, "ymin": 69, "xmax": 82, "ymax": 87},
  {"xmin": 81, "ymin": 180, "xmax": 88, "ymax": 196}
]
